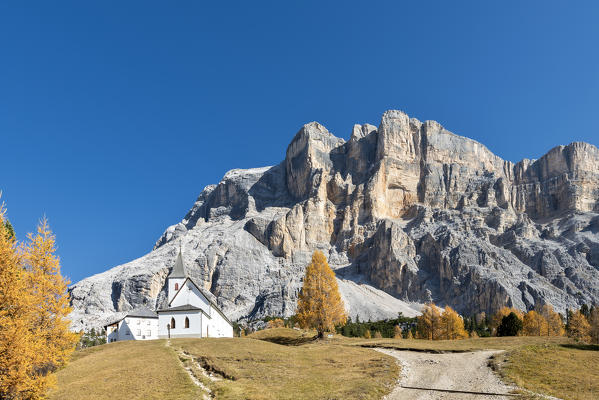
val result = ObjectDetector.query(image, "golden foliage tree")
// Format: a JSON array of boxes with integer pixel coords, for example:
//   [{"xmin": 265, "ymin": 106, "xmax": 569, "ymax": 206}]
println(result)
[
  {"xmin": 363, "ymin": 329, "xmax": 371, "ymax": 339},
  {"xmin": 439, "ymin": 306, "xmax": 468, "ymax": 340},
  {"xmin": 539, "ymin": 305, "xmax": 564, "ymax": 336},
  {"xmin": 490, "ymin": 307, "xmax": 523, "ymax": 336},
  {"xmin": 416, "ymin": 303, "xmax": 441, "ymax": 340},
  {"xmin": 522, "ymin": 310, "xmax": 548, "ymax": 336},
  {"xmin": 567, "ymin": 310, "xmax": 591, "ymax": 343},
  {"xmin": 0, "ymin": 206, "xmax": 35, "ymax": 399},
  {"xmin": 296, "ymin": 251, "xmax": 347, "ymax": 338},
  {"xmin": 0, "ymin": 210, "xmax": 78, "ymax": 399},
  {"xmin": 406, "ymin": 330, "xmax": 413, "ymax": 339},
  {"xmin": 267, "ymin": 318, "xmax": 284, "ymax": 329},
  {"xmin": 393, "ymin": 325, "xmax": 402, "ymax": 339}
]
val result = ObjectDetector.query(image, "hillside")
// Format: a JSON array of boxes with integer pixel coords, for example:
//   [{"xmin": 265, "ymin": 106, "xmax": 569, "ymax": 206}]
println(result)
[
  {"xmin": 51, "ymin": 333, "xmax": 599, "ymax": 400},
  {"xmin": 68, "ymin": 110, "xmax": 599, "ymax": 330},
  {"xmin": 50, "ymin": 336, "xmax": 398, "ymax": 400}
]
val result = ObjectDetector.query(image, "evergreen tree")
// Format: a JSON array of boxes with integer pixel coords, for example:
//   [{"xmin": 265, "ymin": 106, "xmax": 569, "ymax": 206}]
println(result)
[
  {"xmin": 296, "ymin": 251, "xmax": 347, "ymax": 338},
  {"xmin": 580, "ymin": 304, "xmax": 590, "ymax": 319},
  {"xmin": 497, "ymin": 312, "xmax": 523, "ymax": 337},
  {"xmin": 3, "ymin": 219, "xmax": 15, "ymax": 240},
  {"xmin": 491, "ymin": 307, "xmax": 523, "ymax": 336},
  {"xmin": 589, "ymin": 306, "xmax": 599, "ymax": 344}
]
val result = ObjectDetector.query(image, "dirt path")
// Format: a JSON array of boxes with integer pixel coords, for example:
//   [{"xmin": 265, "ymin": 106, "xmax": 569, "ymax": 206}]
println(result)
[{"xmin": 376, "ymin": 348, "xmax": 516, "ymax": 400}]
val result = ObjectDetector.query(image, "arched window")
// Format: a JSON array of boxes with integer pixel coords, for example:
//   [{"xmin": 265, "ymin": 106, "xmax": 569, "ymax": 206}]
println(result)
[
  {"xmin": 170, "ymin": 317, "xmax": 175, "ymax": 329},
  {"xmin": 174, "ymin": 283, "xmax": 179, "ymax": 291},
  {"xmin": 185, "ymin": 317, "xmax": 189, "ymax": 329}
]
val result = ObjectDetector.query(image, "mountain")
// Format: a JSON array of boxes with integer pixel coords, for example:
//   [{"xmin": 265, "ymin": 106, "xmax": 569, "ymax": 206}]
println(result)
[{"xmin": 68, "ymin": 110, "xmax": 599, "ymax": 330}]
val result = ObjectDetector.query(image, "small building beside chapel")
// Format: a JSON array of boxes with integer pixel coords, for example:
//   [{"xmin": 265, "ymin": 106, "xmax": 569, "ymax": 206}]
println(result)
[
  {"xmin": 104, "ymin": 307, "xmax": 159, "ymax": 342},
  {"xmin": 157, "ymin": 249, "xmax": 233, "ymax": 339},
  {"xmin": 104, "ymin": 248, "xmax": 233, "ymax": 342}
]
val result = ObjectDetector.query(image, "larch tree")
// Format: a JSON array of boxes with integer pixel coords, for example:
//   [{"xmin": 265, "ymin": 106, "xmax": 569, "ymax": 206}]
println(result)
[
  {"xmin": 416, "ymin": 303, "xmax": 442, "ymax": 340},
  {"xmin": 439, "ymin": 306, "xmax": 468, "ymax": 340},
  {"xmin": 0, "ymin": 211, "xmax": 78, "ymax": 400},
  {"xmin": 567, "ymin": 310, "xmax": 591, "ymax": 343},
  {"xmin": 267, "ymin": 318, "xmax": 284, "ymax": 329},
  {"xmin": 522, "ymin": 310, "xmax": 548, "ymax": 336},
  {"xmin": 296, "ymin": 251, "xmax": 347, "ymax": 338},
  {"xmin": 24, "ymin": 218, "xmax": 79, "ymax": 385},
  {"xmin": 539, "ymin": 305, "xmax": 564, "ymax": 336},
  {"xmin": 393, "ymin": 325, "xmax": 402, "ymax": 339},
  {"xmin": 0, "ymin": 206, "xmax": 37, "ymax": 399}
]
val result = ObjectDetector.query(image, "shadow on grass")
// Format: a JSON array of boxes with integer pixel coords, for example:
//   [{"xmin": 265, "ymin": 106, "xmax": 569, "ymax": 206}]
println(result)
[
  {"xmin": 258, "ymin": 334, "xmax": 319, "ymax": 346},
  {"xmin": 560, "ymin": 343, "xmax": 599, "ymax": 351}
]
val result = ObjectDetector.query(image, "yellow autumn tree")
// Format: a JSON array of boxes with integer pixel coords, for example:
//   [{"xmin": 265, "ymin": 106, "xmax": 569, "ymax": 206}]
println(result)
[
  {"xmin": 406, "ymin": 330, "xmax": 414, "ymax": 339},
  {"xmin": 567, "ymin": 310, "xmax": 591, "ymax": 343},
  {"xmin": 267, "ymin": 318, "xmax": 285, "ymax": 329},
  {"xmin": 363, "ymin": 329, "xmax": 371, "ymax": 339},
  {"xmin": 393, "ymin": 325, "xmax": 402, "ymax": 339},
  {"xmin": 296, "ymin": 251, "xmax": 346, "ymax": 338},
  {"xmin": 490, "ymin": 307, "xmax": 523, "ymax": 336},
  {"xmin": 0, "ymin": 206, "xmax": 37, "ymax": 399},
  {"xmin": 439, "ymin": 306, "xmax": 468, "ymax": 340},
  {"xmin": 522, "ymin": 310, "xmax": 548, "ymax": 336},
  {"xmin": 0, "ymin": 211, "xmax": 78, "ymax": 399},
  {"xmin": 26, "ymin": 218, "xmax": 79, "ymax": 396},
  {"xmin": 539, "ymin": 305, "xmax": 564, "ymax": 336},
  {"xmin": 416, "ymin": 303, "xmax": 442, "ymax": 340}
]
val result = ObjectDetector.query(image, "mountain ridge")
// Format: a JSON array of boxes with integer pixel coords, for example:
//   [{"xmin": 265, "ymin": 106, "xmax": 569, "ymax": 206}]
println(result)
[{"xmin": 68, "ymin": 110, "xmax": 599, "ymax": 330}]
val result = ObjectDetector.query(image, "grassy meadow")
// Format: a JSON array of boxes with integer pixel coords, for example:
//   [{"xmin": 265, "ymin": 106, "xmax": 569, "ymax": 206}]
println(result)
[
  {"xmin": 50, "ymin": 329, "xmax": 599, "ymax": 400},
  {"xmin": 173, "ymin": 332, "xmax": 398, "ymax": 400},
  {"xmin": 48, "ymin": 340, "xmax": 200, "ymax": 400},
  {"xmin": 496, "ymin": 343, "xmax": 599, "ymax": 400}
]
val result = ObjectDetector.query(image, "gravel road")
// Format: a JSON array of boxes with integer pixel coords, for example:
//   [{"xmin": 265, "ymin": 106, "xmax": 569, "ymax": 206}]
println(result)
[{"xmin": 376, "ymin": 348, "xmax": 516, "ymax": 400}]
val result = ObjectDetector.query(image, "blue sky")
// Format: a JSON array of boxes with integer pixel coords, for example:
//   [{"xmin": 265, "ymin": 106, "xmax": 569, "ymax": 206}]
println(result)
[{"xmin": 1, "ymin": 1, "xmax": 598, "ymax": 283}]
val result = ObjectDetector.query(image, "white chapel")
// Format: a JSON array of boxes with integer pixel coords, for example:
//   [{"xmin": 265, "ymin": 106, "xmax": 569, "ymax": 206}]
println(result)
[
  {"xmin": 104, "ymin": 248, "xmax": 233, "ymax": 342},
  {"xmin": 156, "ymin": 249, "xmax": 233, "ymax": 339}
]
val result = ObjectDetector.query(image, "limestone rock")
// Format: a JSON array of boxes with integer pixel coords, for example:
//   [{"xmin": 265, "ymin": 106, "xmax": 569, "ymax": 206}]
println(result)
[{"xmin": 69, "ymin": 110, "xmax": 599, "ymax": 331}]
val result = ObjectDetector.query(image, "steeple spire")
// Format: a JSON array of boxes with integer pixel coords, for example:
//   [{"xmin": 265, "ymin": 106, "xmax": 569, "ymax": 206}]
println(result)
[{"xmin": 167, "ymin": 243, "xmax": 186, "ymax": 279}]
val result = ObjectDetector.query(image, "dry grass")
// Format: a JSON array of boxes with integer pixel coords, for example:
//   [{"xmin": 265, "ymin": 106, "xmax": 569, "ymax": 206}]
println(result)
[
  {"xmin": 350, "ymin": 335, "xmax": 571, "ymax": 352},
  {"xmin": 48, "ymin": 340, "xmax": 199, "ymax": 400},
  {"xmin": 497, "ymin": 343, "xmax": 599, "ymax": 400},
  {"xmin": 174, "ymin": 334, "xmax": 398, "ymax": 400},
  {"xmin": 49, "ymin": 329, "xmax": 597, "ymax": 400}
]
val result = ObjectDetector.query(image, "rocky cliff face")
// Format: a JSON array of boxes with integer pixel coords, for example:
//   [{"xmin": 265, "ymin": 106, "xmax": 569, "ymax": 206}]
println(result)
[{"xmin": 68, "ymin": 110, "xmax": 599, "ymax": 330}]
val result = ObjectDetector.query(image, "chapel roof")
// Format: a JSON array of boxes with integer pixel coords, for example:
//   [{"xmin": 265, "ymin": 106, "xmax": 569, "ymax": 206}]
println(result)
[
  {"xmin": 167, "ymin": 248, "xmax": 186, "ymax": 279},
  {"xmin": 156, "ymin": 304, "xmax": 206, "ymax": 313}
]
